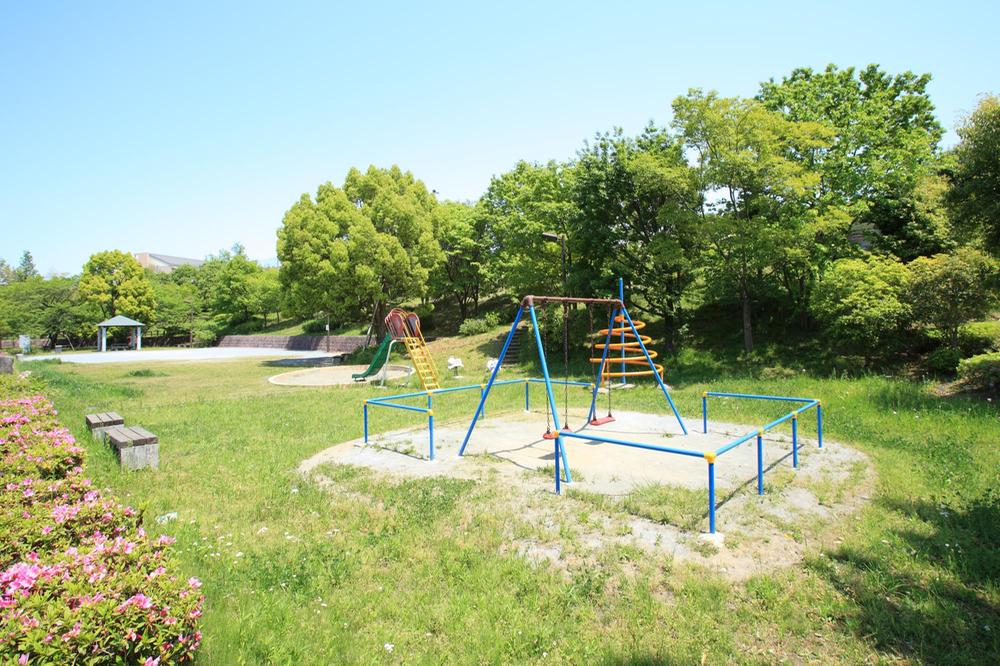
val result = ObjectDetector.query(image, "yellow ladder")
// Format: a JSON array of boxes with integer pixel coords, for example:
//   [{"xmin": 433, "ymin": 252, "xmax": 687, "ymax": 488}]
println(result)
[{"xmin": 402, "ymin": 336, "xmax": 441, "ymax": 391}]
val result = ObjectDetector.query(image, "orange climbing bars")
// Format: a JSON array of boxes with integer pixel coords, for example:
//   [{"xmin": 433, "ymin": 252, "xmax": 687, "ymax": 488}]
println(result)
[{"xmin": 590, "ymin": 315, "xmax": 664, "ymax": 379}]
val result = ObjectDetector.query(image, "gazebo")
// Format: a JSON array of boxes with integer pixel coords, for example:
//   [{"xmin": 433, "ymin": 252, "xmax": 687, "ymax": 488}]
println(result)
[{"xmin": 97, "ymin": 315, "xmax": 145, "ymax": 352}]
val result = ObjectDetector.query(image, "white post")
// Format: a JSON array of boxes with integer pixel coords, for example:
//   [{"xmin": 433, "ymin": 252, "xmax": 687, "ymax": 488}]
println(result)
[
  {"xmin": 99, "ymin": 327, "xmax": 106, "ymax": 352},
  {"xmin": 136, "ymin": 327, "xmax": 142, "ymax": 351}
]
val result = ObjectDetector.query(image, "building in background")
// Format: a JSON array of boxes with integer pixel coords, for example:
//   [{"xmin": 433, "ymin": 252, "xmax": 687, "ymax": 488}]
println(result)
[{"xmin": 134, "ymin": 252, "xmax": 204, "ymax": 274}]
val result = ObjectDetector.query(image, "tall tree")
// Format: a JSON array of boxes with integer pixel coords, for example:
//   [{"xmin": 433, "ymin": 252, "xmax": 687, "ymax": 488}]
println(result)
[
  {"xmin": 78, "ymin": 250, "xmax": 156, "ymax": 321},
  {"xmin": 13, "ymin": 251, "xmax": 39, "ymax": 282},
  {"xmin": 672, "ymin": 90, "xmax": 833, "ymax": 352},
  {"xmin": 571, "ymin": 126, "xmax": 701, "ymax": 347},
  {"xmin": 948, "ymin": 94, "xmax": 1000, "ymax": 254},
  {"xmin": 479, "ymin": 161, "xmax": 577, "ymax": 297},
  {"xmin": 758, "ymin": 64, "xmax": 946, "ymax": 258},
  {"xmin": 277, "ymin": 166, "xmax": 441, "ymax": 335},
  {"xmin": 246, "ymin": 269, "xmax": 283, "ymax": 328},
  {"xmin": 429, "ymin": 201, "xmax": 484, "ymax": 319},
  {"xmin": 205, "ymin": 245, "xmax": 262, "ymax": 324}
]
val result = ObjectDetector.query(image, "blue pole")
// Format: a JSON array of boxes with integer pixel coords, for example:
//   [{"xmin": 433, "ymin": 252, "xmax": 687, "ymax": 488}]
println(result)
[
  {"xmin": 529, "ymin": 303, "xmax": 572, "ymax": 483},
  {"xmin": 524, "ymin": 380, "xmax": 529, "ymax": 412},
  {"xmin": 817, "ymin": 403, "xmax": 823, "ymax": 448},
  {"xmin": 620, "ymin": 307, "xmax": 688, "ymax": 435},
  {"xmin": 587, "ymin": 306, "xmax": 616, "ymax": 422},
  {"xmin": 618, "ymin": 277, "xmax": 626, "ymax": 386},
  {"xmin": 702, "ymin": 392, "xmax": 707, "ymax": 434},
  {"xmin": 481, "ymin": 385, "xmax": 486, "ymax": 418},
  {"xmin": 756, "ymin": 432, "xmax": 764, "ymax": 495},
  {"xmin": 792, "ymin": 414, "xmax": 798, "ymax": 468},
  {"xmin": 708, "ymin": 459, "xmax": 716, "ymax": 534},
  {"xmin": 459, "ymin": 305, "xmax": 525, "ymax": 456},
  {"xmin": 363, "ymin": 403, "xmax": 368, "ymax": 443},
  {"xmin": 428, "ymin": 393, "xmax": 434, "ymax": 461}
]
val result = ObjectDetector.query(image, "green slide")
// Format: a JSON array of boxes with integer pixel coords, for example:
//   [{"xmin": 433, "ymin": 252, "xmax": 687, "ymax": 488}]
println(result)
[{"xmin": 351, "ymin": 335, "xmax": 393, "ymax": 382}]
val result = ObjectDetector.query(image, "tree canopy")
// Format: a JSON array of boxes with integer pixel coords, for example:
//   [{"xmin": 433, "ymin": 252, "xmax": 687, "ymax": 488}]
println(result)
[{"xmin": 78, "ymin": 250, "xmax": 156, "ymax": 322}]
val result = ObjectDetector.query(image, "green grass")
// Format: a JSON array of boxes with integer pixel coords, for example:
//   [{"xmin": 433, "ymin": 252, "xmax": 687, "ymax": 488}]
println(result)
[{"xmin": 20, "ymin": 351, "xmax": 1000, "ymax": 664}]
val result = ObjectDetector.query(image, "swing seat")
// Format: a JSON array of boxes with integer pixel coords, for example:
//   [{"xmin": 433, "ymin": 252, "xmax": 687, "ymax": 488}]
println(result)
[
  {"xmin": 589, "ymin": 416, "xmax": 616, "ymax": 426},
  {"xmin": 542, "ymin": 431, "xmax": 558, "ymax": 440}
]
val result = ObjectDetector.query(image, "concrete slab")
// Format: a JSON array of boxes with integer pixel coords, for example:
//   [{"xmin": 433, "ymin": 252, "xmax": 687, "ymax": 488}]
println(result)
[
  {"xmin": 304, "ymin": 409, "xmax": 852, "ymax": 496},
  {"xmin": 22, "ymin": 348, "xmax": 338, "ymax": 365}
]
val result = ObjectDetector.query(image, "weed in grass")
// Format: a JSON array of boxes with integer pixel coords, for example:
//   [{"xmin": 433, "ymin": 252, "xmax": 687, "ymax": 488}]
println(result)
[{"xmin": 125, "ymin": 368, "xmax": 167, "ymax": 378}]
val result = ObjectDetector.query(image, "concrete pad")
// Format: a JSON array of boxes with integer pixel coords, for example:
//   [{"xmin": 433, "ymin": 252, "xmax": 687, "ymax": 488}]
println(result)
[
  {"xmin": 22, "ymin": 348, "xmax": 338, "ymax": 365},
  {"xmin": 268, "ymin": 364, "xmax": 414, "ymax": 386},
  {"xmin": 307, "ymin": 409, "xmax": 844, "ymax": 496}
]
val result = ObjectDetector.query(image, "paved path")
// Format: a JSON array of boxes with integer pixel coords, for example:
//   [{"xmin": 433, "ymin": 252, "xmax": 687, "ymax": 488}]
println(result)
[{"xmin": 22, "ymin": 348, "xmax": 339, "ymax": 365}]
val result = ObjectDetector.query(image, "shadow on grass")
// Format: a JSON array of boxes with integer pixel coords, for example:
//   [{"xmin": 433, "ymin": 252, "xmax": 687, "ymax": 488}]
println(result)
[{"xmin": 810, "ymin": 492, "xmax": 1000, "ymax": 662}]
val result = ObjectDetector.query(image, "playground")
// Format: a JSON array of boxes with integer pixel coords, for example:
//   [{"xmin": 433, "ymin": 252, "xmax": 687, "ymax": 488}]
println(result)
[{"xmin": 294, "ymin": 280, "xmax": 860, "ymax": 549}]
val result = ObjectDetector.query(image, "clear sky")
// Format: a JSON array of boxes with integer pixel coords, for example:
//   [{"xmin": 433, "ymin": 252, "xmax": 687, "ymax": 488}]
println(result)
[{"xmin": 1, "ymin": 1, "xmax": 997, "ymax": 275}]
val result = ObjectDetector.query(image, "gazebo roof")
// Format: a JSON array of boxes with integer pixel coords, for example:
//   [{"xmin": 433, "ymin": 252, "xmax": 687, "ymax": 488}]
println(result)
[{"xmin": 97, "ymin": 315, "xmax": 145, "ymax": 328}]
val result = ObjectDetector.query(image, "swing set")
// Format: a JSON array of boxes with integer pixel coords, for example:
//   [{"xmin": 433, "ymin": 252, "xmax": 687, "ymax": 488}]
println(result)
[{"xmin": 361, "ymin": 279, "xmax": 823, "ymax": 534}]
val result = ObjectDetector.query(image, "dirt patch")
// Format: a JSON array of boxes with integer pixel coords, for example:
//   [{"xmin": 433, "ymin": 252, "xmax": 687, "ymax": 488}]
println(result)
[
  {"xmin": 268, "ymin": 364, "xmax": 413, "ymax": 386},
  {"xmin": 300, "ymin": 408, "xmax": 873, "ymax": 580}
]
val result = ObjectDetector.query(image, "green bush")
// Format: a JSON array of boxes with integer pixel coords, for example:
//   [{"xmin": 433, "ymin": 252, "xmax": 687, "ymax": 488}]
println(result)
[
  {"xmin": 925, "ymin": 347, "xmax": 962, "ymax": 376},
  {"xmin": 958, "ymin": 352, "xmax": 1000, "ymax": 390},
  {"xmin": 0, "ymin": 376, "xmax": 204, "ymax": 662},
  {"xmin": 458, "ymin": 312, "xmax": 500, "ymax": 336},
  {"xmin": 960, "ymin": 321, "xmax": 1000, "ymax": 356},
  {"xmin": 302, "ymin": 319, "xmax": 330, "ymax": 335},
  {"xmin": 348, "ymin": 341, "xmax": 381, "ymax": 365}
]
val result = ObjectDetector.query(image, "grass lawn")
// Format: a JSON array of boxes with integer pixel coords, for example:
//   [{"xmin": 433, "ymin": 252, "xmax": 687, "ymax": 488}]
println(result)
[{"xmin": 22, "ymin": 350, "xmax": 1000, "ymax": 664}]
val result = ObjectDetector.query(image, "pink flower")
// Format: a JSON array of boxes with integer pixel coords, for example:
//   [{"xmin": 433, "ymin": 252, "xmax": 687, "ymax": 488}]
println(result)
[
  {"xmin": 61, "ymin": 621, "xmax": 81, "ymax": 641},
  {"xmin": 18, "ymin": 655, "xmax": 27, "ymax": 665},
  {"xmin": 156, "ymin": 534, "xmax": 176, "ymax": 546},
  {"xmin": 41, "ymin": 525, "xmax": 51, "ymax": 535},
  {"xmin": 187, "ymin": 577, "xmax": 202, "ymax": 589},
  {"xmin": 143, "ymin": 658, "xmax": 160, "ymax": 666},
  {"xmin": 125, "ymin": 628, "xmax": 138, "ymax": 641}
]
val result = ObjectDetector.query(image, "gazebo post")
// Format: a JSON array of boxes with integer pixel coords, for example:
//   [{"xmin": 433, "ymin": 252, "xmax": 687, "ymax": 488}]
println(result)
[{"xmin": 136, "ymin": 326, "xmax": 142, "ymax": 351}]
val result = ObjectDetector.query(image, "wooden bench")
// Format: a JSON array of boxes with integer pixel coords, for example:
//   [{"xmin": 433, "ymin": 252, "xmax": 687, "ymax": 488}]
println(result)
[
  {"xmin": 105, "ymin": 426, "xmax": 159, "ymax": 471},
  {"xmin": 85, "ymin": 412, "xmax": 125, "ymax": 440}
]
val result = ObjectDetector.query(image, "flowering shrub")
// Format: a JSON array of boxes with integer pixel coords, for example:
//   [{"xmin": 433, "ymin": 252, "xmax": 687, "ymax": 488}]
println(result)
[{"xmin": 0, "ymin": 374, "xmax": 204, "ymax": 663}]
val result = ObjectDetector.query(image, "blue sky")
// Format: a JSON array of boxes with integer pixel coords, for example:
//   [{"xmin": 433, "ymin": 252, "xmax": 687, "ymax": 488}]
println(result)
[{"xmin": 1, "ymin": 1, "xmax": 997, "ymax": 275}]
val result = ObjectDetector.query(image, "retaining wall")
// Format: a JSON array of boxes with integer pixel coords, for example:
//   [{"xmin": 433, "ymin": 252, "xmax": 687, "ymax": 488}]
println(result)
[{"xmin": 217, "ymin": 335, "xmax": 369, "ymax": 353}]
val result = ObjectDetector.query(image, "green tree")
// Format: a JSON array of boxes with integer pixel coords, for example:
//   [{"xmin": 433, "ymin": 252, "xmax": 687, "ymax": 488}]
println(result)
[
  {"xmin": 149, "ymin": 274, "xmax": 203, "ymax": 342},
  {"xmin": 206, "ymin": 245, "xmax": 262, "ymax": 324},
  {"xmin": 429, "ymin": 202, "xmax": 484, "ymax": 319},
  {"xmin": 0, "ymin": 260, "xmax": 14, "ymax": 285},
  {"xmin": 479, "ymin": 161, "xmax": 576, "ymax": 297},
  {"xmin": 278, "ymin": 166, "xmax": 441, "ymax": 335},
  {"xmin": 908, "ymin": 248, "xmax": 999, "ymax": 349},
  {"xmin": 78, "ymin": 250, "xmax": 156, "ymax": 321},
  {"xmin": 949, "ymin": 95, "xmax": 1000, "ymax": 254},
  {"xmin": 759, "ymin": 64, "xmax": 946, "ymax": 258},
  {"xmin": 13, "ymin": 251, "xmax": 39, "ymax": 281},
  {"xmin": 0, "ymin": 277, "xmax": 98, "ymax": 346},
  {"xmin": 246, "ymin": 269, "xmax": 283, "ymax": 328},
  {"xmin": 810, "ymin": 255, "xmax": 911, "ymax": 361},
  {"xmin": 571, "ymin": 126, "xmax": 701, "ymax": 347},
  {"xmin": 672, "ymin": 90, "xmax": 833, "ymax": 352}
]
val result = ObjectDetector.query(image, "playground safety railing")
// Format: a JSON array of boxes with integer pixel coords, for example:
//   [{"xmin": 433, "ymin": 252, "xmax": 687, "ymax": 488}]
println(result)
[
  {"xmin": 363, "ymin": 378, "xmax": 591, "ymax": 461},
  {"xmin": 699, "ymin": 392, "xmax": 822, "ymax": 533}
]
